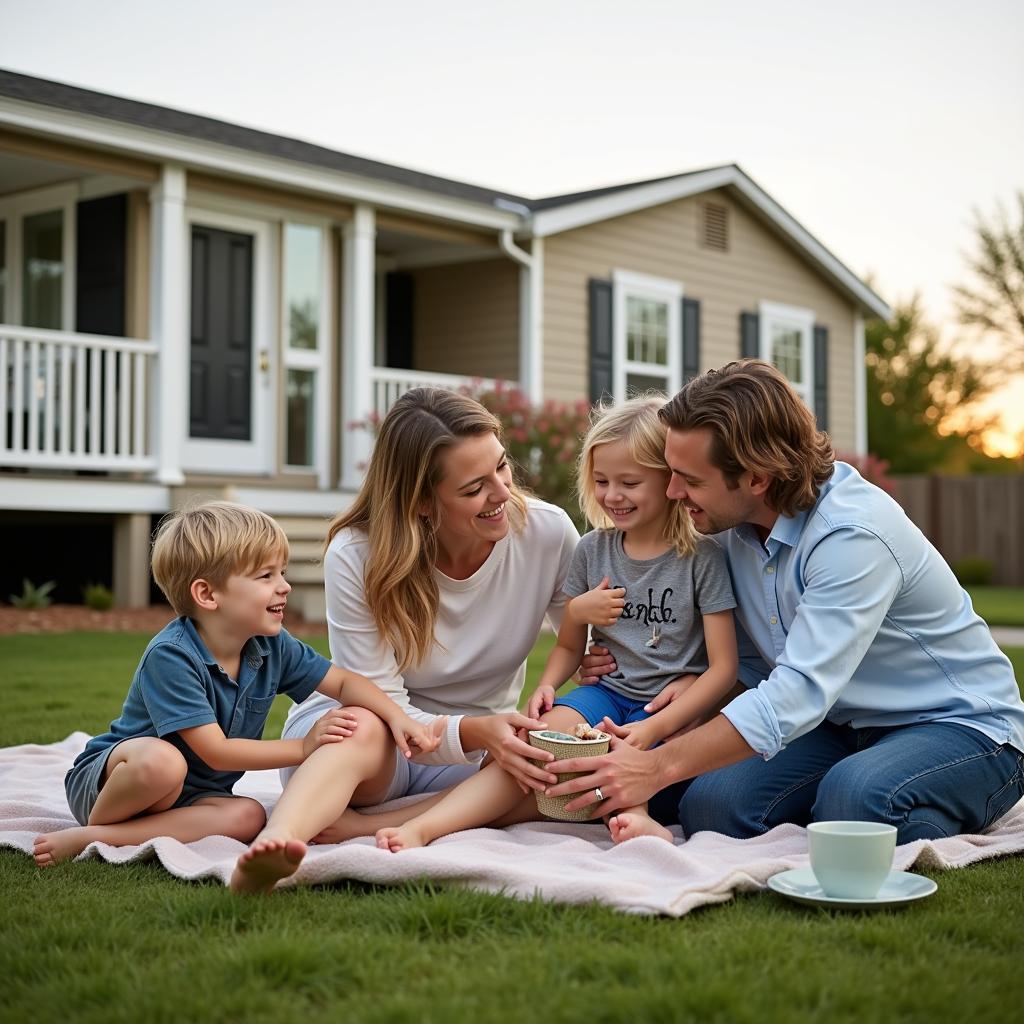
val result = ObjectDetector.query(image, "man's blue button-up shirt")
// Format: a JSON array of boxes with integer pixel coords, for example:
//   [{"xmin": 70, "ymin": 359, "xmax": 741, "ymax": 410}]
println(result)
[{"xmin": 719, "ymin": 462, "xmax": 1024, "ymax": 760}]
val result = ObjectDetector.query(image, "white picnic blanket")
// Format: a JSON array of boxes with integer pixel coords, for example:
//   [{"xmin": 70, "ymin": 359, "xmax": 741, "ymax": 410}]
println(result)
[{"xmin": 2, "ymin": 733, "xmax": 1023, "ymax": 916}]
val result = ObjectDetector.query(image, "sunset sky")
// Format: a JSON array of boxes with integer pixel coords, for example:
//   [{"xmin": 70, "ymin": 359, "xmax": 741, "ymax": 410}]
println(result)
[{"xmin": 2, "ymin": 0, "xmax": 1021, "ymax": 455}]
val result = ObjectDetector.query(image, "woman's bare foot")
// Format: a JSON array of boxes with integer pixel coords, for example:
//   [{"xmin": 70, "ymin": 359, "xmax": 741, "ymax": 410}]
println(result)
[
  {"xmin": 33, "ymin": 827, "xmax": 96, "ymax": 867},
  {"xmin": 230, "ymin": 836, "xmax": 307, "ymax": 893},
  {"xmin": 310, "ymin": 808, "xmax": 375, "ymax": 845},
  {"xmin": 376, "ymin": 823, "xmax": 429, "ymax": 852},
  {"xmin": 608, "ymin": 812, "xmax": 674, "ymax": 845}
]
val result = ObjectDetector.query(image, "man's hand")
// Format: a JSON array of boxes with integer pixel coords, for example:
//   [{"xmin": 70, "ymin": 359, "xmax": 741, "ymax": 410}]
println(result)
[
  {"xmin": 544, "ymin": 735, "xmax": 666, "ymax": 816},
  {"xmin": 526, "ymin": 684, "xmax": 557, "ymax": 721},
  {"xmin": 301, "ymin": 707, "xmax": 360, "ymax": 759},
  {"xmin": 391, "ymin": 715, "xmax": 448, "ymax": 759},
  {"xmin": 570, "ymin": 577, "xmax": 626, "ymax": 628},
  {"xmin": 578, "ymin": 643, "xmax": 617, "ymax": 686}
]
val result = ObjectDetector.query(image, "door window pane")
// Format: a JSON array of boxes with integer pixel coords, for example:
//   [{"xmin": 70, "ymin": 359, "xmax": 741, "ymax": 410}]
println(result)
[
  {"xmin": 284, "ymin": 223, "xmax": 321, "ymax": 350},
  {"xmin": 286, "ymin": 368, "xmax": 315, "ymax": 466},
  {"xmin": 626, "ymin": 296, "xmax": 668, "ymax": 365},
  {"xmin": 22, "ymin": 209, "xmax": 63, "ymax": 329}
]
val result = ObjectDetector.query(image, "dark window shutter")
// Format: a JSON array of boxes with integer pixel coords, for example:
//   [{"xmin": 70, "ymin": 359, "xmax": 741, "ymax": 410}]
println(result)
[
  {"xmin": 588, "ymin": 278, "xmax": 613, "ymax": 404},
  {"xmin": 682, "ymin": 297, "xmax": 701, "ymax": 384},
  {"xmin": 740, "ymin": 311, "xmax": 760, "ymax": 358},
  {"xmin": 813, "ymin": 325, "xmax": 829, "ymax": 431}
]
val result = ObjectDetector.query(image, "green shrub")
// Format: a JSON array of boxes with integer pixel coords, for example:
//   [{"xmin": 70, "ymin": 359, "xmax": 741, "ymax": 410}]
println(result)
[
  {"xmin": 952, "ymin": 556, "xmax": 994, "ymax": 586},
  {"xmin": 9, "ymin": 578, "xmax": 57, "ymax": 609},
  {"xmin": 82, "ymin": 582, "xmax": 115, "ymax": 611}
]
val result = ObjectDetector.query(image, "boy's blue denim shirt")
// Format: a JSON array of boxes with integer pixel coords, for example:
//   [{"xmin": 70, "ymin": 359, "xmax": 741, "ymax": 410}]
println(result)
[
  {"xmin": 719, "ymin": 462, "xmax": 1024, "ymax": 760},
  {"xmin": 70, "ymin": 616, "xmax": 330, "ymax": 797}
]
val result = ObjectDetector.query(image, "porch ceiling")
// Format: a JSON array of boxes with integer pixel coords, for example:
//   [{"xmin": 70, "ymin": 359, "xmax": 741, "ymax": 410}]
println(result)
[{"xmin": 0, "ymin": 151, "xmax": 83, "ymax": 196}]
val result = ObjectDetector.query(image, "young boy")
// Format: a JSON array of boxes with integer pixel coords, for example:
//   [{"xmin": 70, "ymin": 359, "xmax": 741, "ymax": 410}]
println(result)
[{"xmin": 33, "ymin": 501, "xmax": 443, "ymax": 889}]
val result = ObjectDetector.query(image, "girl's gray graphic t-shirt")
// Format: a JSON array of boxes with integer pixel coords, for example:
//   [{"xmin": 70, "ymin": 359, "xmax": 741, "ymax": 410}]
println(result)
[{"xmin": 563, "ymin": 530, "xmax": 736, "ymax": 701}]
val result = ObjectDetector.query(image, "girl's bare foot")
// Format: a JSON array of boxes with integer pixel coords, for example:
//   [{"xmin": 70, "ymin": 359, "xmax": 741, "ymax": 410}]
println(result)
[
  {"xmin": 33, "ymin": 828, "xmax": 96, "ymax": 867},
  {"xmin": 608, "ymin": 812, "xmax": 674, "ymax": 845},
  {"xmin": 376, "ymin": 823, "xmax": 428, "ymax": 852},
  {"xmin": 310, "ymin": 808, "xmax": 375, "ymax": 844},
  {"xmin": 230, "ymin": 836, "xmax": 307, "ymax": 893}
]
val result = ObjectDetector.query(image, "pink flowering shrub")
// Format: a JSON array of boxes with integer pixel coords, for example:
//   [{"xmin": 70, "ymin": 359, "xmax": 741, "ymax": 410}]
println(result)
[{"xmin": 470, "ymin": 382, "xmax": 592, "ymax": 532}]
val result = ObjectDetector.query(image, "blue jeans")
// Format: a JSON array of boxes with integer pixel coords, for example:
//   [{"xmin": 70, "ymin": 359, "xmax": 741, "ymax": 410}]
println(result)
[{"xmin": 673, "ymin": 720, "xmax": 1024, "ymax": 844}]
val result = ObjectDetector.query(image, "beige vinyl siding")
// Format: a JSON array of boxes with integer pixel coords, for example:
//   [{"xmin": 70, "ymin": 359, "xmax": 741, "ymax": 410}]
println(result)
[
  {"xmin": 542, "ymin": 189, "xmax": 859, "ymax": 451},
  {"xmin": 412, "ymin": 258, "xmax": 519, "ymax": 381}
]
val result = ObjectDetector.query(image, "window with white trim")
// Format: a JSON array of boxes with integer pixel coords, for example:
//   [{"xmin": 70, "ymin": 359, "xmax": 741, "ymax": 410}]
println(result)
[
  {"xmin": 282, "ymin": 221, "xmax": 330, "ymax": 481},
  {"xmin": 759, "ymin": 301, "xmax": 814, "ymax": 404},
  {"xmin": 613, "ymin": 269, "xmax": 681, "ymax": 400}
]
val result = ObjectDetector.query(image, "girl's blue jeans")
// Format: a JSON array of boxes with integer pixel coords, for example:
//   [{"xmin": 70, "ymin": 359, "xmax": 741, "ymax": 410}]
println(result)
[{"xmin": 655, "ymin": 720, "xmax": 1024, "ymax": 844}]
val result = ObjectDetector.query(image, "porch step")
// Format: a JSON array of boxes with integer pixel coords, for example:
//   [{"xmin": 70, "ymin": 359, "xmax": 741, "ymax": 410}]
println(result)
[{"xmin": 274, "ymin": 514, "xmax": 334, "ymax": 623}]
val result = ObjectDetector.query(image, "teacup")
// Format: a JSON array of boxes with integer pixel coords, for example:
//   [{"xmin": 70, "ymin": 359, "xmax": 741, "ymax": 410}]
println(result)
[{"xmin": 807, "ymin": 820, "xmax": 897, "ymax": 899}]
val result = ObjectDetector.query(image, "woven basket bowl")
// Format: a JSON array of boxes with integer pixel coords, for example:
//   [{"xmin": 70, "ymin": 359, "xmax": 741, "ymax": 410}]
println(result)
[{"xmin": 528, "ymin": 729, "xmax": 610, "ymax": 822}]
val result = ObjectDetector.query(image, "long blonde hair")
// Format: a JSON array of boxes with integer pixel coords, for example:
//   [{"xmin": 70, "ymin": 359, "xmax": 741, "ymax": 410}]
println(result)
[
  {"xmin": 578, "ymin": 395, "xmax": 697, "ymax": 557},
  {"xmin": 327, "ymin": 388, "xmax": 529, "ymax": 672}
]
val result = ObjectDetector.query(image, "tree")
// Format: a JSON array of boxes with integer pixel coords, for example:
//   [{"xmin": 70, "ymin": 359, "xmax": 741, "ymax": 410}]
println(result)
[
  {"xmin": 953, "ymin": 191, "xmax": 1024, "ymax": 369},
  {"xmin": 865, "ymin": 297, "xmax": 998, "ymax": 474}
]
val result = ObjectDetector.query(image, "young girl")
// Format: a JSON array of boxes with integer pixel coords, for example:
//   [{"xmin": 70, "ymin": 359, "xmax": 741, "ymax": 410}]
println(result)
[{"xmin": 375, "ymin": 396, "xmax": 738, "ymax": 849}]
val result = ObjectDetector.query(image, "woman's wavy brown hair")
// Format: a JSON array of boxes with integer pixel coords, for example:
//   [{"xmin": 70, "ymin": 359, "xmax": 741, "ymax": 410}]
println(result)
[
  {"xmin": 659, "ymin": 360, "xmax": 834, "ymax": 517},
  {"xmin": 326, "ymin": 388, "xmax": 529, "ymax": 672}
]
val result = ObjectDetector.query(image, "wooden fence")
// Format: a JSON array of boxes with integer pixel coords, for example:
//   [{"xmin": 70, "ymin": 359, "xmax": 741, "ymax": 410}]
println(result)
[{"xmin": 893, "ymin": 474, "xmax": 1024, "ymax": 585}]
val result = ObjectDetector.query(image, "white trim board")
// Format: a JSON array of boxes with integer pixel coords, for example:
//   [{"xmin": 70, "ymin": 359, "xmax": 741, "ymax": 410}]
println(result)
[
  {"xmin": 529, "ymin": 166, "xmax": 891, "ymax": 321},
  {"xmin": 0, "ymin": 476, "xmax": 170, "ymax": 513},
  {"xmin": 228, "ymin": 486, "xmax": 355, "ymax": 517}
]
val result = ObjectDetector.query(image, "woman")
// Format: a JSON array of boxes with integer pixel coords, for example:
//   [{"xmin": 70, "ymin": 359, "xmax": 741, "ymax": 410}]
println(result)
[{"xmin": 230, "ymin": 388, "xmax": 578, "ymax": 892}]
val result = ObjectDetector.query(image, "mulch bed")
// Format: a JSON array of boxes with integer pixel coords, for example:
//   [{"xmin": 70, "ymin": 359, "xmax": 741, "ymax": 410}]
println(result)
[{"xmin": 0, "ymin": 604, "xmax": 324, "ymax": 637}]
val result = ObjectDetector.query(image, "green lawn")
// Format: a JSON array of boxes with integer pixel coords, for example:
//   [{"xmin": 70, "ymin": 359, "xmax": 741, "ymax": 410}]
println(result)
[
  {"xmin": 1, "ymin": 632, "xmax": 1023, "ymax": 1024},
  {"xmin": 967, "ymin": 586, "xmax": 1024, "ymax": 627}
]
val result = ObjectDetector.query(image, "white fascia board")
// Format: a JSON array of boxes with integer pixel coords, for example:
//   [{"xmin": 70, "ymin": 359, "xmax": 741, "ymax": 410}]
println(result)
[
  {"xmin": 0, "ymin": 97, "xmax": 522, "ymax": 232},
  {"xmin": 0, "ymin": 477, "xmax": 170, "ymax": 513},
  {"xmin": 228, "ymin": 487, "xmax": 356, "ymax": 517},
  {"xmin": 530, "ymin": 165, "xmax": 891, "ymax": 322}
]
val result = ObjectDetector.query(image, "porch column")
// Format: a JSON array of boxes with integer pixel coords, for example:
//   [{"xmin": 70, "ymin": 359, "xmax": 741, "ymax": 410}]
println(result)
[
  {"xmin": 113, "ymin": 512, "xmax": 152, "ymax": 608},
  {"xmin": 340, "ymin": 204, "xmax": 376, "ymax": 491},
  {"xmin": 149, "ymin": 164, "xmax": 187, "ymax": 485},
  {"xmin": 519, "ymin": 236, "xmax": 543, "ymax": 404}
]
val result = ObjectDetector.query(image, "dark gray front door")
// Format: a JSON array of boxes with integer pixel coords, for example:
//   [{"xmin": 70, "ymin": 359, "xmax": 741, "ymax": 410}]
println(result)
[{"xmin": 190, "ymin": 224, "xmax": 253, "ymax": 440}]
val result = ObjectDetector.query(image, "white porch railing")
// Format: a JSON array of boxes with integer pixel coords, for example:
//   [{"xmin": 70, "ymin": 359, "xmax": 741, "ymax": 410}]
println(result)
[
  {"xmin": 369, "ymin": 366, "xmax": 514, "ymax": 422},
  {"xmin": 0, "ymin": 325, "xmax": 158, "ymax": 472}
]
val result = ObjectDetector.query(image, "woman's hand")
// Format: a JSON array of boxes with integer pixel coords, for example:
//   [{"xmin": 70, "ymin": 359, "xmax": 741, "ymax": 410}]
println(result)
[
  {"xmin": 391, "ymin": 715, "xmax": 448, "ymax": 759},
  {"xmin": 301, "ymin": 707, "xmax": 360, "ymax": 759},
  {"xmin": 578, "ymin": 643, "xmax": 617, "ymax": 685},
  {"xmin": 461, "ymin": 712, "xmax": 557, "ymax": 792},
  {"xmin": 526, "ymin": 684, "xmax": 557, "ymax": 721}
]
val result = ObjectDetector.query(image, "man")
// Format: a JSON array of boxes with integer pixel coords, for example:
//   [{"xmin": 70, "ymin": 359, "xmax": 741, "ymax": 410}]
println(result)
[{"xmin": 549, "ymin": 360, "xmax": 1024, "ymax": 842}]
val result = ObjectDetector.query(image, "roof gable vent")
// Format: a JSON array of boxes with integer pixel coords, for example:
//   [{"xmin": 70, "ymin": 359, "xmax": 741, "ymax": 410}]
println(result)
[{"xmin": 700, "ymin": 202, "xmax": 729, "ymax": 251}]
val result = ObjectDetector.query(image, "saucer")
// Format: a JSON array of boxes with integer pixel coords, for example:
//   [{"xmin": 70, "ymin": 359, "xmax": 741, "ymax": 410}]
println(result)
[{"xmin": 767, "ymin": 868, "xmax": 937, "ymax": 910}]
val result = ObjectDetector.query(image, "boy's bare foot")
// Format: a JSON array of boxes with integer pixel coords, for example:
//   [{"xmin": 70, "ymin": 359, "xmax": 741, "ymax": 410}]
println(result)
[
  {"xmin": 310, "ymin": 808, "xmax": 374, "ymax": 844},
  {"xmin": 376, "ymin": 823, "xmax": 429, "ymax": 852},
  {"xmin": 33, "ymin": 828, "xmax": 96, "ymax": 867},
  {"xmin": 608, "ymin": 813, "xmax": 674, "ymax": 845},
  {"xmin": 230, "ymin": 836, "xmax": 307, "ymax": 893}
]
